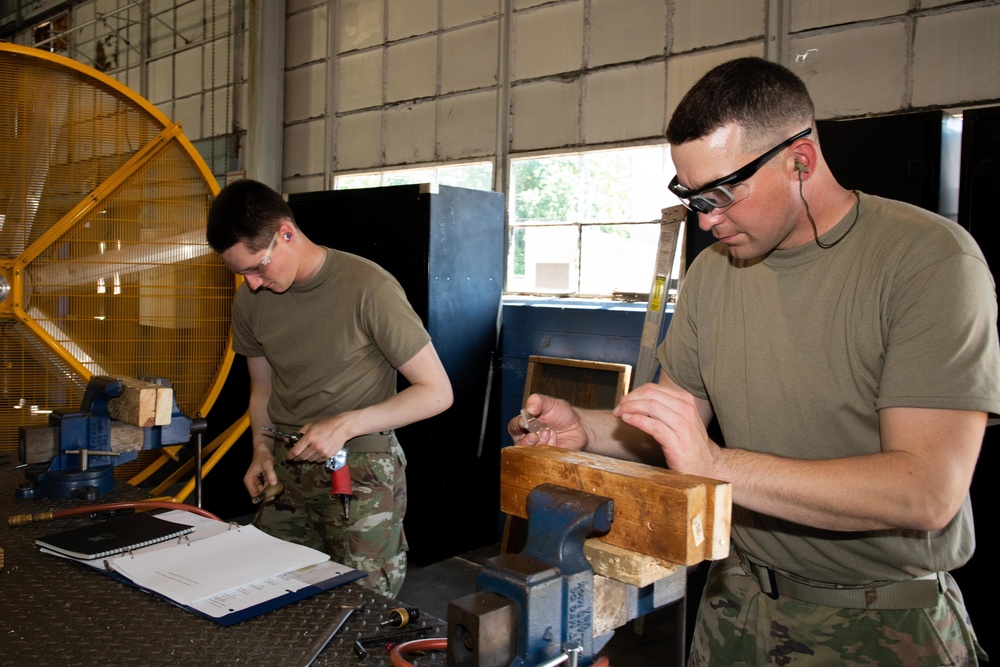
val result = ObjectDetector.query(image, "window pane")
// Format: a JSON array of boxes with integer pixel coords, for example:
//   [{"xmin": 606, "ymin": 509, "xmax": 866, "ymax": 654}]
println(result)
[
  {"xmin": 506, "ymin": 225, "xmax": 580, "ymax": 294},
  {"xmin": 579, "ymin": 223, "xmax": 660, "ymax": 295},
  {"xmin": 510, "ymin": 156, "xmax": 580, "ymax": 223},
  {"xmin": 335, "ymin": 173, "xmax": 382, "ymax": 189},
  {"xmin": 383, "ymin": 169, "xmax": 435, "ymax": 186},
  {"xmin": 580, "ymin": 147, "xmax": 673, "ymax": 222},
  {"xmin": 438, "ymin": 163, "xmax": 493, "ymax": 190}
]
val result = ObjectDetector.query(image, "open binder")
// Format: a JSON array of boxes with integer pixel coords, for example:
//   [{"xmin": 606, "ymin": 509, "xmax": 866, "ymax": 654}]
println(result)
[{"xmin": 39, "ymin": 510, "xmax": 366, "ymax": 625}]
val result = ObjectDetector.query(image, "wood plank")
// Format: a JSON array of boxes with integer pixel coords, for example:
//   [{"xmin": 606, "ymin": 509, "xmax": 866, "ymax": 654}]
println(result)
[
  {"xmin": 500, "ymin": 445, "xmax": 731, "ymax": 566},
  {"xmin": 584, "ymin": 539, "xmax": 680, "ymax": 588},
  {"xmin": 107, "ymin": 377, "xmax": 174, "ymax": 427}
]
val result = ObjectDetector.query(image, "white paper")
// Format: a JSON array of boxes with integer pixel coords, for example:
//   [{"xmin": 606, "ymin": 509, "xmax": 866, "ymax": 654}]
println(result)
[
  {"xmin": 111, "ymin": 523, "xmax": 329, "ymax": 605},
  {"xmin": 187, "ymin": 561, "xmax": 356, "ymax": 618}
]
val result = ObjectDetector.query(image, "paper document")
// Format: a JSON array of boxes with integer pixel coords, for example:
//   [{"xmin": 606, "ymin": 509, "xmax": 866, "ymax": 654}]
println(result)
[
  {"xmin": 189, "ymin": 560, "xmax": 355, "ymax": 618},
  {"xmin": 111, "ymin": 523, "xmax": 329, "ymax": 606}
]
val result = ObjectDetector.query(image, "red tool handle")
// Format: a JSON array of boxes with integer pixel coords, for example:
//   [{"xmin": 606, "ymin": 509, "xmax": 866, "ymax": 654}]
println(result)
[{"xmin": 330, "ymin": 464, "xmax": 352, "ymax": 496}]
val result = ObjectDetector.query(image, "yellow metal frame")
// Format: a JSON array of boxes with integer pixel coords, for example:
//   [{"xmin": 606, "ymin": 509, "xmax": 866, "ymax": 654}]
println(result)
[{"xmin": 1, "ymin": 43, "xmax": 243, "ymax": 502}]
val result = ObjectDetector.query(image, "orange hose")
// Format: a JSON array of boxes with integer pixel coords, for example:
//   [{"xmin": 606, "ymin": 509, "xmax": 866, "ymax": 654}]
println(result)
[
  {"xmin": 8, "ymin": 500, "xmax": 221, "ymax": 527},
  {"xmin": 387, "ymin": 637, "xmax": 611, "ymax": 667},
  {"xmin": 389, "ymin": 638, "xmax": 447, "ymax": 666}
]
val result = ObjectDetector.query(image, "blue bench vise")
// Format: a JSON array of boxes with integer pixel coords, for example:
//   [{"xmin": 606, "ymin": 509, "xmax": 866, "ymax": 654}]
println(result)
[
  {"xmin": 15, "ymin": 375, "xmax": 193, "ymax": 500},
  {"xmin": 447, "ymin": 483, "xmax": 615, "ymax": 667}
]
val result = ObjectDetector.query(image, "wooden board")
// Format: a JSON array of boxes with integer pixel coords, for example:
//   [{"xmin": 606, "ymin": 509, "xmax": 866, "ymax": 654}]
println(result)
[
  {"xmin": 107, "ymin": 377, "xmax": 173, "ymax": 427},
  {"xmin": 523, "ymin": 356, "xmax": 632, "ymax": 409},
  {"xmin": 584, "ymin": 540, "xmax": 680, "ymax": 588},
  {"xmin": 500, "ymin": 445, "xmax": 731, "ymax": 566}
]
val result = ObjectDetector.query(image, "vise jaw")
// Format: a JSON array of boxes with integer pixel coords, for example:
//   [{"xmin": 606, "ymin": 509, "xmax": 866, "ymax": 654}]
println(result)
[{"xmin": 448, "ymin": 483, "xmax": 613, "ymax": 667}]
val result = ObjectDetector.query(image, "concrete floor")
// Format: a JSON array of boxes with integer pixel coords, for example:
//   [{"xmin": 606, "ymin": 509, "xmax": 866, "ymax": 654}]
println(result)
[{"xmin": 396, "ymin": 544, "xmax": 688, "ymax": 667}]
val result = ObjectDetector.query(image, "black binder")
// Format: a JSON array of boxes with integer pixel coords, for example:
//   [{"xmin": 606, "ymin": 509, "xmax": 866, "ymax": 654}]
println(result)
[{"xmin": 36, "ymin": 513, "xmax": 194, "ymax": 560}]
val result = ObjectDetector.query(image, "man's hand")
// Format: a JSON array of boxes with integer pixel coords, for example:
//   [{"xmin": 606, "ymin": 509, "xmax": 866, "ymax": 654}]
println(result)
[
  {"xmin": 243, "ymin": 447, "xmax": 278, "ymax": 496},
  {"xmin": 507, "ymin": 394, "xmax": 589, "ymax": 450},
  {"xmin": 284, "ymin": 414, "xmax": 353, "ymax": 463},
  {"xmin": 613, "ymin": 382, "xmax": 720, "ymax": 477}
]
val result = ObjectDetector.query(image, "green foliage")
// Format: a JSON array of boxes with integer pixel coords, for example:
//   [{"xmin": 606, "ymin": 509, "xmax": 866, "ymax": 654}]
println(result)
[{"xmin": 512, "ymin": 156, "xmax": 579, "ymax": 222}]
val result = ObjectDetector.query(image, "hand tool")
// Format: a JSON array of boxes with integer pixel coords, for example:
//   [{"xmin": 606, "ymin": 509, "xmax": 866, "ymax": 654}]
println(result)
[
  {"xmin": 380, "ymin": 606, "xmax": 420, "ymax": 629},
  {"xmin": 297, "ymin": 603, "xmax": 361, "ymax": 667},
  {"xmin": 263, "ymin": 426, "xmax": 352, "ymax": 521},
  {"xmin": 324, "ymin": 450, "xmax": 352, "ymax": 521}
]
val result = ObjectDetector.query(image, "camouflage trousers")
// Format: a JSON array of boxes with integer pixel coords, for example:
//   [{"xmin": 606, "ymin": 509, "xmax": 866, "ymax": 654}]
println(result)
[
  {"xmin": 688, "ymin": 554, "xmax": 988, "ymax": 667},
  {"xmin": 255, "ymin": 441, "xmax": 408, "ymax": 598}
]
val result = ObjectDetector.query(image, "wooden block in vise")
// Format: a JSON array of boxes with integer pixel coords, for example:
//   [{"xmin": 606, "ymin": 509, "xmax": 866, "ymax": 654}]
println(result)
[
  {"xmin": 500, "ymin": 445, "xmax": 731, "ymax": 566},
  {"xmin": 584, "ymin": 540, "xmax": 680, "ymax": 588},
  {"xmin": 107, "ymin": 377, "xmax": 173, "ymax": 427}
]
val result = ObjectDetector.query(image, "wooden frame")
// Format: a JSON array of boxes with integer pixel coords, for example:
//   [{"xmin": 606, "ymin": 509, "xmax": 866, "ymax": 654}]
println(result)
[{"xmin": 522, "ymin": 355, "xmax": 632, "ymax": 409}]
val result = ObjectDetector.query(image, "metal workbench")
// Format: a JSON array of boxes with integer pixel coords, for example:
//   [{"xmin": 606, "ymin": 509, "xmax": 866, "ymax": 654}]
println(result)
[{"xmin": 0, "ymin": 467, "xmax": 447, "ymax": 666}]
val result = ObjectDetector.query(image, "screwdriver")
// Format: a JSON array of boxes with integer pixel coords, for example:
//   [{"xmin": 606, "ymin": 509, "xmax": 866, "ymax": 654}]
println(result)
[{"xmin": 380, "ymin": 606, "xmax": 420, "ymax": 629}]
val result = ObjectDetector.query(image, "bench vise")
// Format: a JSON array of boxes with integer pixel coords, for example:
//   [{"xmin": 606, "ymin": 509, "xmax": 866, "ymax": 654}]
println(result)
[
  {"xmin": 15, "ymin": 375, "xmax": 193, "ymax": 500},
  {"xmin": 448, "ymin": 483, "xmax": 681, "ymax": 667}
]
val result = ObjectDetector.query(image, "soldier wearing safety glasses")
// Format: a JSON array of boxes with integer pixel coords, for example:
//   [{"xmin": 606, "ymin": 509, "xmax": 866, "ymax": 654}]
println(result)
[{"xmin": 511, "ymin": 57, "xmax": 999, "ymax": 666}]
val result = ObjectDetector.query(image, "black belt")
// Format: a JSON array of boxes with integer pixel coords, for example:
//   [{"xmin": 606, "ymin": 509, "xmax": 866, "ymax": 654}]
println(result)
[
  {"xmin": 275, "ymin": 428, "xmax": 396, "ymax": 454},
  {"xmin": 345, "ymin": 431, "xmax": 395, "ymax": 453},
  {"xmin": 735, "ymin": 548, "xmax": 943, "ymax": 610}
]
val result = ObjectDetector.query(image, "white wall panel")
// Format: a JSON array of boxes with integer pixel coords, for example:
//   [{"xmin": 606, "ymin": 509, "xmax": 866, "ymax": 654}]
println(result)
[
  {"xmin": 204, "ymin": 87, "xmax": 231, "ymax": 139},
  {"xmin": 919, "ymin": 0, "xmax": 963, "ymax": 7},
  {"xmin": 443, "ymin": 0, "xmax": 500, "ymax": 28},
  {"xmin": 790, "ymin": 22, "xmax": 907, "ymax": 118},
  {"xmin": 583, "ymin": 62, "xmax": 666, "ymax": 144},
  {"xmin": 589, "ymin": 0, "xmax": 666, "ymax": 68},
  {"xmin": 912, "ymin": 5, "xmax": 1000, "ymax": 108},
  {"xmin": 442, "ymin": 21, "xmax": 499, "ymax": 94},
  {"xmin": 671, "ymin": 0, "xmax": 765, "ymax": 54},
  {"xmin": 437, "ymin": 90, "xmax": 498, "ymax": 159},
  {"xmin": 386, "ymin": 36, "xmax": 438, "ymax": 102},
  {"xmin": 336, "ymin": 110, "xmax": 383, "ymax": 169},
  {"xmin": 285, "ymin": 63, "xmax": 328, "ymax": 122},
  {"xmin": 338, "ymin": 49, "xmax": 384, "ymax": 111},
  {"xmin": 203, "ymin": 37, "xmax": 232, "ymax": 90},
  {"xmin": 512, "ymin": 1, "xmax": 584, "ymax": 80},
  {"xmin": 789, "ymin": 0, "xmax": 909, "ymax": 33},
  {"xmin": 288, "ymin": 0, "xmax": 327, "ymax": 13},
  {"xmin": 339, "ymin": 0, "xmax": 385, "ymax": 52},
  {"xmin": 147, "ymin": 55, "xmax": 174, "ymax": 104},
  {"xmin": 388, "ymin": 0, "xmax": 438, "ymax": 41},
  {"xmin": 283, "ymin": 174, "xmax": 327, "ymax": 194},
  {"xmin": 286, "ymin": 6, "xmax": 328, "ymax": 67},
  {"xmin": 173, "ymin": 94, "xmax": 202, "ymax": 140},
  {"xmin": 386, "ymin": 101, "xmax": 437, "ymax": 163},
  {"xmin": 175, "ymin": 1, "xmax": 203, "ymax": 43},
  {"xmin": 284, "ymin": 118, "xmax": 328, "ymax": 175},
  {"xmin": 174, "ymin": 47, "xmax": 202, "ymax": 98},
  {"xmin": 511, "ymin": 79, "xmax": 582, "ymax": 150}
]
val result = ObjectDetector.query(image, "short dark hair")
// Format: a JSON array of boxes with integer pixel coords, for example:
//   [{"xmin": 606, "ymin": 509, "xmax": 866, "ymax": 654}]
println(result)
[
  {"xmin": 206, "ymin": 179, "xmax": 295, "ymax": 253},
  {"xmin": 666, "ymin": 57, "xmax": 815, "ymax": 150}
]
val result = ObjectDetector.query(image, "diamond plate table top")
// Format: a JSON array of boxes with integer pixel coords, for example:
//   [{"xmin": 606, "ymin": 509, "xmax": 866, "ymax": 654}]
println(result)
[{"xmin": 0, "ymin": 467, "xmax": 447, "ymax": 666}]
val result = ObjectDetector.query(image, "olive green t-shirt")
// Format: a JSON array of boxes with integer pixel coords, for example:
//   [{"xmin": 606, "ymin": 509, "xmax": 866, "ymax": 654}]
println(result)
[
  {"xmin": 231, "ymin": 248, "xmax": 431, "ymax": 429},
  {"xmin": 661, "ymin": 193, "xmax": 1000, "ymax": 585}
]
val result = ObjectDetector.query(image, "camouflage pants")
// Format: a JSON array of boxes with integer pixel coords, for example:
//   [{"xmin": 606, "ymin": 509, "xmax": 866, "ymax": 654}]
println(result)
[
  {"xmin": 255, "ymin": 442, "xmax": 408, "ymax": 598},
  {"xmin": 688, "ymin": 554, "xmax": 988, "ymax": 667}
]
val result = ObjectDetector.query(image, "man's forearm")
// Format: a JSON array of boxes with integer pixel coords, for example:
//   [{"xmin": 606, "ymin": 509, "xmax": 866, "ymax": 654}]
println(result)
[{"xmin": 578, "ymin": 409, "xmax": 665, "ymax": 465}]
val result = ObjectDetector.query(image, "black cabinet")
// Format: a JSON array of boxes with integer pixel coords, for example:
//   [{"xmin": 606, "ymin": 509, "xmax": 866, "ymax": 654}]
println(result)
[{"xmin": 287, "ymin": 184, "xmax": 505, "ymax": 565}]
